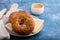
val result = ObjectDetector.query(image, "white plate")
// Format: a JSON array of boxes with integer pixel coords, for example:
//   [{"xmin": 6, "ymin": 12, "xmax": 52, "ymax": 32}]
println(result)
[
  {"xmin": 6, "ymin": 15, "xmax": 44, "ymax": 37},
  {"xmin": 3, "ymin": 8, "xmax": 44, "ymax": 37}
]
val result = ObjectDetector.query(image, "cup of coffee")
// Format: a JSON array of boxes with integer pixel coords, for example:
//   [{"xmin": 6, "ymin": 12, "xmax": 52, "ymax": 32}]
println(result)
[{"xmin": 31, "ymin": 3, "xmax": 44, "ymax": 15}]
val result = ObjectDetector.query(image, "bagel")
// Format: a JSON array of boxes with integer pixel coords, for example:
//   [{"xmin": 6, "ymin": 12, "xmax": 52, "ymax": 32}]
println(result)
[{"xmin": 8, "ymin": 10, "xmax": 35, "ymax": 35}]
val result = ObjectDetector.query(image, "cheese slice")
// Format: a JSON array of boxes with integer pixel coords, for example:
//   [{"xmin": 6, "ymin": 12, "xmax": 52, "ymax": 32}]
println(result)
[{"xmin": 33, "ymin": 17, "xmax": 44, "ymax": 33}]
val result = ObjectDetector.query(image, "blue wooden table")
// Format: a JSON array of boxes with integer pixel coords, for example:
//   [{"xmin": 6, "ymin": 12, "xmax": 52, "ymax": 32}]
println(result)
[{"xmin": 0, "ymin": 0, "xmax": 60, "ymax": 40}]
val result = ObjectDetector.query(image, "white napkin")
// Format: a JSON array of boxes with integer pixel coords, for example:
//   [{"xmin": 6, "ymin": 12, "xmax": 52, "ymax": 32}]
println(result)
[
  {"xmin": 0, "ymin": 3, "xmax": 19, "ymax": 40},
  {"xmin": 0, "ymin": 20, "xmax": 10, "ymax": 40},
  {"xmin": 5, "ymin": 3, "xmax": 19, "ymax": 18},
  {"xmin": 0, "ymin": 8, "xmax": 10, "ymax": 40},
  {"xmin": 2, "ymin": 3, "xmax": 19, "ymax": 24}
]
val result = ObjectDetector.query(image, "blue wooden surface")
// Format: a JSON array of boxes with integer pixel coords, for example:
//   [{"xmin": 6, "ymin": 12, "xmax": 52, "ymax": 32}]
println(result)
[{"xmin": 0, "ymin": 0, "xmax": 60, "ymax": 40}]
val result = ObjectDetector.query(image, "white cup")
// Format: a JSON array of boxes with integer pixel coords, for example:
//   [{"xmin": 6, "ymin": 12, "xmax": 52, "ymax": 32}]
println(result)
[{"xmin": 31, "ymin": 3, "xmax": 44, "ymax": 15}]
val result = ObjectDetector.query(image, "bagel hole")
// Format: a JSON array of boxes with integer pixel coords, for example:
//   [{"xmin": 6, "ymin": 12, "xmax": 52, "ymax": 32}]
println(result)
[
  {"xmin": 19, "ymin": 18, "xmax": 25, "ymax": 25},
  {"xmin": 20, "ymin": 22, "xmax": 23, "ymax": 25}
]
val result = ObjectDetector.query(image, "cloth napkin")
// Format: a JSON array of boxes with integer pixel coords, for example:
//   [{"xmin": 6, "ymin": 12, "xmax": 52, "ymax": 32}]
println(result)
[
  {"xmin": 0, "ymin": 3, "xmax": 18, "ymax": 40},
  {"xmin": 0, "ymin": 20, "xmax": 10, "ymax": 40}
]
